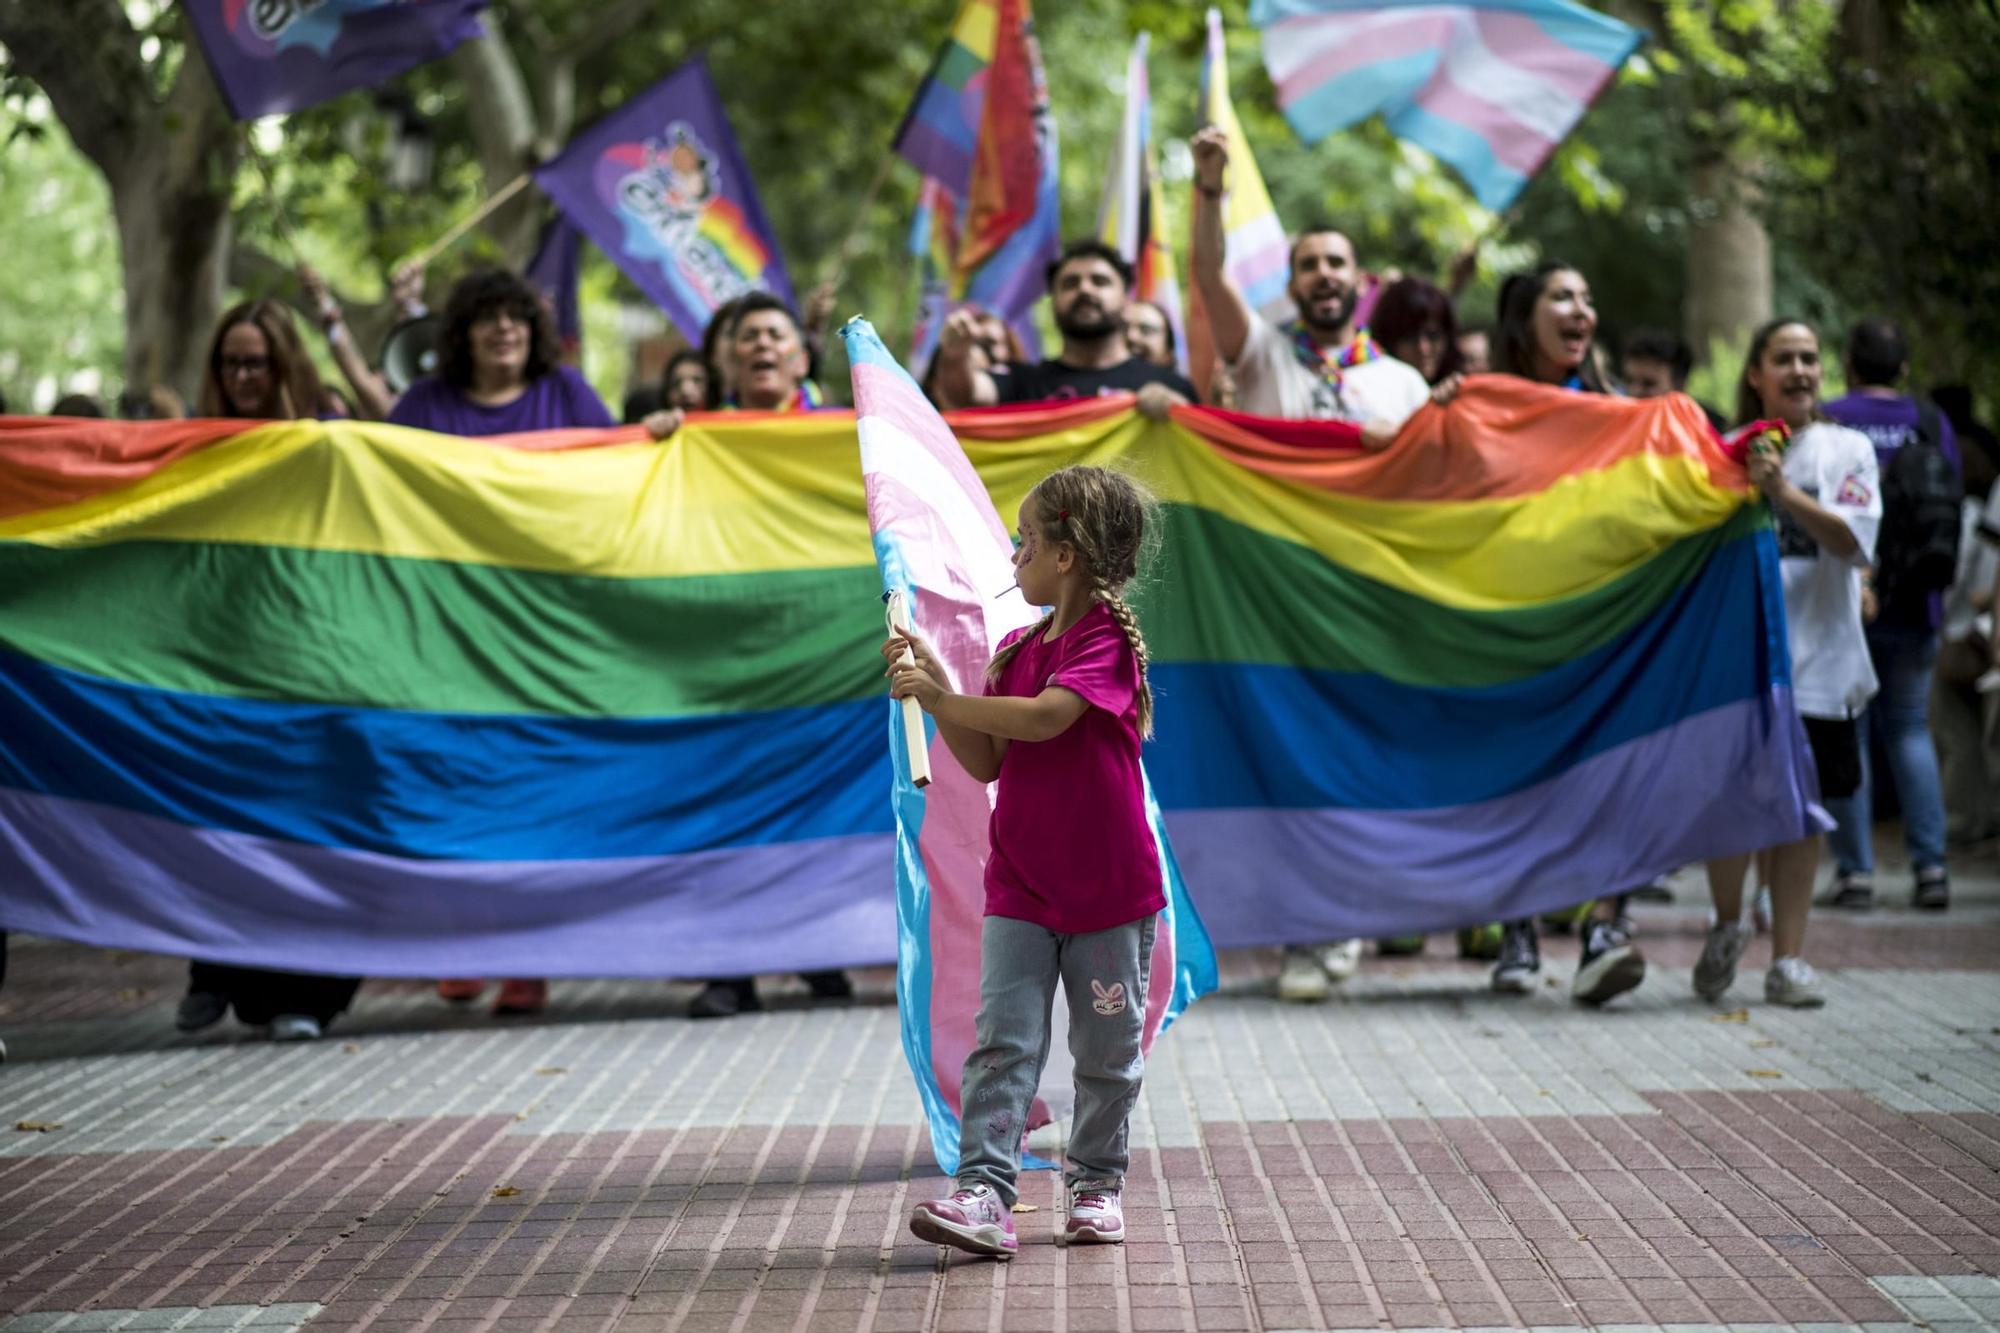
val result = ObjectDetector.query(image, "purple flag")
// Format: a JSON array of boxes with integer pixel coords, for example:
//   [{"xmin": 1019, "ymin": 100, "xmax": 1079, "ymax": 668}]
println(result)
[
  {"xmin": 526, "ymin": 215, "xmax": 583, "ymax": 355},
  {"xmin": 185, "ymin": 0, "xmax": 488, "ymax": 120},
  {"xmin": 532, "ymin": 58, "xmax": 795, "ymax": 346}
]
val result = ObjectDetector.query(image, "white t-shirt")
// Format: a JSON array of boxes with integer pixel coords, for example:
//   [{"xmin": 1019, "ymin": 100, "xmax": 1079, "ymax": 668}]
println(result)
[
  {"xmin": 1776, "ymin": 421, "xmax": 1882, "ymax": 719},
  {"xmin": 1229, "ymin": 312, "xmax": 1432, "ymax": 426}
]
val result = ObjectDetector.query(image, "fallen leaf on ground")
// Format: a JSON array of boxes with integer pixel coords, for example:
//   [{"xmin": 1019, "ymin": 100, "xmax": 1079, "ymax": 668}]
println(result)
[
  {"xmin": 341, "ymin": 1043, "xmax": 362, "ymax": 1054},
  {"xmin": 534, "ymin": 1067, "xmax": 566, "ymax": 1076},
  {"xmin": 1747, "ymin": 1069, "xmax": 1784, "ymax": 1079},
  {"xmin": 15, "ymin": 1121, "xmax": 63, "ymax": 1133},
  {"xmin": 1750, "ymin": 1038, "xmax": 1778, "ymax": 1048},
  {"xmin": 492, "ymin": 1186, "xmax": 521, "ymax": 1198},
  {"xmin": 210, "ymin": 1135, "xmax": 229, "ymax": 1143},
  {"xmin": 1711, "ymin": 1008, "xmax": 1750, "ymax": 1023},
  {"xmin": 1010, "ymin": 1203, "xmax": 1038, "ymax": 1213}
]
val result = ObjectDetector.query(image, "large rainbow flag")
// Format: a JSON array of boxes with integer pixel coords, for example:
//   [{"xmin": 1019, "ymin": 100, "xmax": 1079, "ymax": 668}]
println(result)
[
  {"xmin": 0, "ymin": 386, "xmax": 1817, "ymax": 975},
  {"xmin": 1098, "ymin": 33, "xmax": 1188, "ymax": 375}
]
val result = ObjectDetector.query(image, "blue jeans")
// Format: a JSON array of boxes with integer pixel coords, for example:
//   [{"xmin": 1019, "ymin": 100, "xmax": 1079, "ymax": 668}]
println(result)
[{"xmin": 1826, "ymin": 627, "xmax": 1948, "ymax": 875}]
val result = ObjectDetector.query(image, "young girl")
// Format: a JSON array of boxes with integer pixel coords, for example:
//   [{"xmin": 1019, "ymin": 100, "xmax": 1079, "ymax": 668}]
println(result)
[
  {"xmin": 1697, "ymin": 319, "xmax": 1881, "ymax": 1008},
  {"xmin": 883, "ymin": 465, "xmax": 1164, "ymax": 1259}
]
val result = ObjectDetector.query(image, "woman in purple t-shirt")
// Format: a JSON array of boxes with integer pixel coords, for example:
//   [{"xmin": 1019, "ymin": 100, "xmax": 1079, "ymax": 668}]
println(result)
[
  {"xmin": 389, "ymin": 269, "xmax": 683, "ymax": 442},
  {"xmin": 886, "ymin": 465, "xmax": 1164, "ymax": 1260}
]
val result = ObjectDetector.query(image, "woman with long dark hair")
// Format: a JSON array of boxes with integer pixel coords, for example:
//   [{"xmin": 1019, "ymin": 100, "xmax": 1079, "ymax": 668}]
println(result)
[
  {"xmin": 198, "ymin": 299, "xmax": 327, "ymax": 420},
  {"xmin": 1492, "ymin": 260, "xmax": 1610, "ymax": 393}
]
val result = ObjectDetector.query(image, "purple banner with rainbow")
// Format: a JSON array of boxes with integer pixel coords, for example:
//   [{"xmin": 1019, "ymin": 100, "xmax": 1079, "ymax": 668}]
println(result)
[{"xmin": 533, "ymin": 57, "xmax": 794, "ymax": 345}]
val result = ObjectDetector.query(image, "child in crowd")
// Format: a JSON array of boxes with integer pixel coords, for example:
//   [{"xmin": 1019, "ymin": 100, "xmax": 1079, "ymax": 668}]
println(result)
[
  {"xmin": 884, "ymin": 465, "xmax": 1164, "ymax": 1259},
  {"xmin": 1698, "ymin": 319, "xmax": 1881, "ymax": 1008}
]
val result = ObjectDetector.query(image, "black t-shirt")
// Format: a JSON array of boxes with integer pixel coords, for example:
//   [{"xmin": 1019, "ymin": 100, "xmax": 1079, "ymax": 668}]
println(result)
[{"xmin": 993, "ymin": 356, "xmax": 1198, "ymax": 406}]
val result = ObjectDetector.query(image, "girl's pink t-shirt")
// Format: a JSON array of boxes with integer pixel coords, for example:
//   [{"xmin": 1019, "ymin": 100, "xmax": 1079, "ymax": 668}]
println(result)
[{"xmin": 983, "ymin": 603, "xmax": 1165, "ymax": 933}]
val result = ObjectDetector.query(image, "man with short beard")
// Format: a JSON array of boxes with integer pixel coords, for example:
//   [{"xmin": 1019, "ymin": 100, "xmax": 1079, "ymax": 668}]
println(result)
[
  {"xmin": 1189, "ymin": 127, "xmax": 1429, "ymax": 444},
  {"xmin": 935, "ymin": 240, "xmax": 1196, "ymax": 417}
]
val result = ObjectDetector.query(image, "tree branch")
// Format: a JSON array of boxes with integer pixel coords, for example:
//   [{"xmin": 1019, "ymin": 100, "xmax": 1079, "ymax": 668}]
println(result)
[{"xmin": 0, "ymin": 0, "xmax": 153, "ymax": 177}]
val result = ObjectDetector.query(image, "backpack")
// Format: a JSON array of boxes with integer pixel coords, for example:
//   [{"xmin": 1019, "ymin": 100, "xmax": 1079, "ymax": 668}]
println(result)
[{"xmin": 1876, "ymin": 400, "xmax": 1963, "ymax": 600}]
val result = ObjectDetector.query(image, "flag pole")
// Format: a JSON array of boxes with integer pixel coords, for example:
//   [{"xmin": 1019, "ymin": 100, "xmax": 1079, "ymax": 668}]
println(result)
[
  {"xmin": 821, "ymin": 148, "xmax": 899, "ymax": 295},
  {"xmin": 400, "ymin": 172, "xmax": 534, "ymax": 273}
]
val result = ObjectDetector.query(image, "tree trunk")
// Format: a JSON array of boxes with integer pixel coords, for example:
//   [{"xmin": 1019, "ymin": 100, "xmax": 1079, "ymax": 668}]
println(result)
[
  {"xmin": 450, "ymin": 26, "xmax": 545, "ymax": 266},
  {"xmin": 1684, "ymin": 150, "xmax": 1772, "ymax": 361},
  {"xmin": 114, "ymin": 68, "xmax": 240, "ymax": 404}
]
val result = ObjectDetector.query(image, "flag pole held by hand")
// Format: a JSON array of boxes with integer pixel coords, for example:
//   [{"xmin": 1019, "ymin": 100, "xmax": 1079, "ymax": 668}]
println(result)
[{"xmin": 884, "ymin": 590, "xmax": 932, "ymax": 789}]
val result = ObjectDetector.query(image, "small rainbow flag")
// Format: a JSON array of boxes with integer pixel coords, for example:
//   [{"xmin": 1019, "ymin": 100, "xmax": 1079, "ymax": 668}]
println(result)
[
  {"xmin": 894, "ymin": 0, "xmax": 1061, "ymax": 348},
  {"xmin": 1252, "ymin": 0, "xmax": 1644, "ymax": 211}
]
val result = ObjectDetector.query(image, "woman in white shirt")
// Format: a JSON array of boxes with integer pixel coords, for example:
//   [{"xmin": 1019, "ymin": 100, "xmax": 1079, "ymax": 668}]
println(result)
[{"xmin": 1698, "ymin": 319, "xmax": 1881, "ymax": 1009}]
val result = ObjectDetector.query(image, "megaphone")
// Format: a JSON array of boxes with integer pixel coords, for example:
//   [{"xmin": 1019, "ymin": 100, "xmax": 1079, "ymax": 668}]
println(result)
[{"xmin": 380, "ymin": 314, "xmax": 441, "ymax": 392}]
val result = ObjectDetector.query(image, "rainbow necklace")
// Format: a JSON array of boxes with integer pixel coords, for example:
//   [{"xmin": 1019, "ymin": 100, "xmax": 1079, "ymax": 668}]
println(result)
[{"xmin": 1285, "ymin": 324, "xmax": 1381, "ymax": 390}]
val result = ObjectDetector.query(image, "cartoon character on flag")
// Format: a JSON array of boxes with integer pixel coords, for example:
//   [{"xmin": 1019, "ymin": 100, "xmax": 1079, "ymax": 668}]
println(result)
[
  {"xmin": 189, "ymin": 0, "xmax": 487, "ymax": 119},
  {"xmin": 842, "ymin": 316, "xmax": 1217, "ymax": 1185}
]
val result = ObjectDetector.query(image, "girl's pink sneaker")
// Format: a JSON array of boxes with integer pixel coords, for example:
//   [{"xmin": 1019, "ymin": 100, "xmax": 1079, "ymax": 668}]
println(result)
[
  {"xmin": 909, "ymin": 1184, "xmax": 1017, "ymax": 1258},
  {"xmin": 1065, "ymin": 1184, "xmax": 1125, "ymax": 1244}
]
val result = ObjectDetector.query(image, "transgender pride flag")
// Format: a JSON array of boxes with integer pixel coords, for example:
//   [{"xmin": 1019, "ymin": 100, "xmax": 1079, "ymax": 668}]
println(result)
[
  {"xmin": 1251, "ymin": 0, "xmax": 1642, "ymax": 210},
  {"xmin": 842, "ymin": 318, "xmax": 1217, "ymax": 1175}
]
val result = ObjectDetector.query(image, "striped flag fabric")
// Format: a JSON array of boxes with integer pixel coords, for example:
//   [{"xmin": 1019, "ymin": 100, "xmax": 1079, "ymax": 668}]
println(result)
[
  {"xmin": 1097, "ymin": 33, "xmax": 1189, "ymax": 375},
  {"xmin": 1199, "ymin": 8, "xmax": 1291, "ymax": 324},
  {"xmin": 1250, "ymin": 0, "xmax": 1644, "ymax": 211},
  {"xmin": 893, "ymin": 0, "xmax": 1061, "ymax": 354},
  {"xmin": 842, "ymin": 317, "xmax": 1219, "ymax": 1175}
]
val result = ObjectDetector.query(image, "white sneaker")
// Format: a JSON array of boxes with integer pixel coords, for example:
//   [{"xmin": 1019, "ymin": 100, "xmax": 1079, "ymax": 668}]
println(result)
[
  {"xmin": 1318, "ymin": 939, "xmax": 1363, "ymax": 983},
  {"xmin": 1277, "ymin": 946, "xmax": 1330, "ymax": 1002},
  {"xmin": 1765, "ymin": 956, "xmax": 1825, "ymax": 1008}
]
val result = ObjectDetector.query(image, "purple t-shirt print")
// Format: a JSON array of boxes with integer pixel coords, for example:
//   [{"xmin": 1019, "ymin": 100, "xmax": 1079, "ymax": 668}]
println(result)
[
  {"xmin": 387, "ymin": 365, "xmax": 616, "ymax": 438},
  {"xmin": 982, "ymin": 603, "xmax": 1164, "ymax": 935}
]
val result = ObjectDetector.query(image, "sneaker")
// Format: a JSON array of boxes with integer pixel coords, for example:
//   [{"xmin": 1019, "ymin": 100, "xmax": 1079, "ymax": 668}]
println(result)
[
  {"xmin": 801, "ymin": 969, "xmax": 855, "ymax": 1003},
  {"xmin": 492, "ymin": 978, "xmax": 548, "ymax": 1016},
  {"xmin": 1825, "ymin": 872, "xmax": 1874, "ymax": 911},
  {"xmin": 0, "ymin": 1035, "xmax": 7, "ymax": 1064},
  {"xmin": 1692, "ymin": 921, "xmax": 1749, "ymax": 1002},
  {"xmin": 436, "ymin": 978, "xmax": 486, "ymax": 1003},
  {"xmin": 1913, "ymin": 866, "xmax": 1950, "ymax": 912},
  {"xmin": 1490, "ymin": 920, "xmax": 1540, "ymax": 994},
  {"xmin": 1319, "ymin": 939, "xmax": 1364, "ymax": 982},
  {"xmin": 689, "ymin": 977, "xmax": 762, "ymax": 1019},
  {"xmin": 1277, "ymin": 946, "xmax": 1330, "ymax": 1002},
  {"xmin": 175, "ymin": 990, "xmax": 229, "ymax": 1032},
  {"xmin": 269, "ymin": 1014, "xmax": 323, "ymax": 1042},
  {"xmin": 909, "ymin": 1183, "xmax": 1017, "ymax": 1258},
  {"xmin": 1065, "ymin": 1182, "xmax": 1126, "ymax": 1244},
  {"xmin": 1765, "ymin": 955, "xmax": 1826, "ymax": 1008},
  {"xmin": 1573, "ymin": 919, "xmax": 1646, "ymax": 1006}
]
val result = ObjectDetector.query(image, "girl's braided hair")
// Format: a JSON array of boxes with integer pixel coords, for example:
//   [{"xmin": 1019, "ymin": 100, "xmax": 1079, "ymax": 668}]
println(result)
[{"xmin": 987, "ymin": 465, "xmax": 1159, "ymax": 738}]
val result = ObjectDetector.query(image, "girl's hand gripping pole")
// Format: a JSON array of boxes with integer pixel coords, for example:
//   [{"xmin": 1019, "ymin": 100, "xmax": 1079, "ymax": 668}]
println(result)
[{"xmin": 884, "ymin": 591, "xmax": 932, "ymax": 789}]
